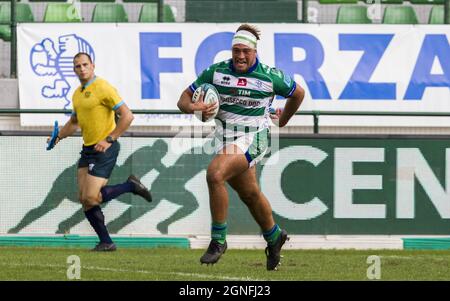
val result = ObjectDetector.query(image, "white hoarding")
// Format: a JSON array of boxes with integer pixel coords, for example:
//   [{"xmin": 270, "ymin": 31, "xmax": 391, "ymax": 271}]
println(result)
[{"xmin": 17, "ymin": 23, "xmax": 450, "ymax": 126}]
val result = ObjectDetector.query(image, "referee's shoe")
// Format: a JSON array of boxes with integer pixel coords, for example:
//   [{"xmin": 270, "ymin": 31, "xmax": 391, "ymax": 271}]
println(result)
[
  {"xmin": 91, "ymin": 242, "xmax": 117, "ymax": 252},
  {"xmin": 127, "ymin": 175, "xmax": 152, "ymax": 202}
]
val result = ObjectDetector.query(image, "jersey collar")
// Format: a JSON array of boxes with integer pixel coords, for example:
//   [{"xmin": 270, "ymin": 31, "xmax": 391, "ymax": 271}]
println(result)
[{"xmin": 81, "ymin": 76, "xmax": 97, "ymax": 91}]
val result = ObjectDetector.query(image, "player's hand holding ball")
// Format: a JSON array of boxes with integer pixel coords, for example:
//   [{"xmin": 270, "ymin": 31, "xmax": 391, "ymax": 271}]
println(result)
[{"xmin": 191, "ymin": 83, "xmax": 220, "ymax": 122}]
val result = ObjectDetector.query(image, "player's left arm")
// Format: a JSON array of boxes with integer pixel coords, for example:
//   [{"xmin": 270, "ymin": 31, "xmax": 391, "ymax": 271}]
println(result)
[{"xmin": 276, "ymin": 83, "xmax": 305, "ymax": 127}]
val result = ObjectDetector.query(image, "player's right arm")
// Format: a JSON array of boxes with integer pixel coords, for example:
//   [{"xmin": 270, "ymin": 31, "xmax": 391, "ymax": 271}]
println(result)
[
  {"xmin": 178, "ymin": 65, "xmax": 217, "ymax": 116},
  {"xmin": 48, "ymin": 114, "xmax": 79, "ymax": 145},
  {"xmin": 177, "ymin": 88, "xmax": 217, "ymax": 117}
]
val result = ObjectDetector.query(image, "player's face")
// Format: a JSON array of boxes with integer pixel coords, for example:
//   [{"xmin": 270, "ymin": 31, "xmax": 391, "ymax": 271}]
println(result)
[
  {"xmin": 73, "ymin": 55, "xmax": 95, "ymax": 83},
  {"xmin": 232, "ymin": 44, "xmax": 257, "ymax": 73}
]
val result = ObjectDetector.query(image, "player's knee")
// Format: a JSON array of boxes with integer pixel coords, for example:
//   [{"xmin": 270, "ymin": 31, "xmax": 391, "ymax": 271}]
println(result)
[{"xmin": 206, "ymin": 169, "xmax": 224, "ymax": 185}]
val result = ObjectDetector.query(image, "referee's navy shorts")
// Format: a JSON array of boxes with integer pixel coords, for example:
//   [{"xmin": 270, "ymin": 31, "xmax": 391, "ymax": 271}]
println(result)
[{"xmin": 78, "ymin": 141, "xmax": 120, "ymax": 179}]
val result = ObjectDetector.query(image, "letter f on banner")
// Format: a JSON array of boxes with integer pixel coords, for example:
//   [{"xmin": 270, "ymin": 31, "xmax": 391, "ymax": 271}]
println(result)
[{"xmin": 140, "ymin": 33, "xmax": 183, "ymax": 99}]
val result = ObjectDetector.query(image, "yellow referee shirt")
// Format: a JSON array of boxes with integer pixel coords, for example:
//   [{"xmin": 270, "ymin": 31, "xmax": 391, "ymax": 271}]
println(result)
[{"xmin": 72, "ymin": 77, "xmax": 123, "ymax": 146}]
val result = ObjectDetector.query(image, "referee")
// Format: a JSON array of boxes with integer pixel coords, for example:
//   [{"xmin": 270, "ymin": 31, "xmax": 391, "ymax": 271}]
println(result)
[{"xmin": 49, "ymin": 52, "xmax": 152, "ymax": 251}]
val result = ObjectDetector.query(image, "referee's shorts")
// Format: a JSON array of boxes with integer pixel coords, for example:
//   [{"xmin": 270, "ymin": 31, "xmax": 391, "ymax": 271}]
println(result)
[{"xmin": 78, "ymin": 140, "xmax": 120, "ymax": 179}]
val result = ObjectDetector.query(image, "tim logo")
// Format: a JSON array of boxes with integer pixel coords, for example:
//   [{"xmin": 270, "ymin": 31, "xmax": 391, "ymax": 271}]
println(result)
[
  {"xmin": 237, "ymin": 78, "xmax": 247, "ymax": 86},
  {"xmin": 30, "ymin": 34, "xmax": 95, "ymax": 110}
]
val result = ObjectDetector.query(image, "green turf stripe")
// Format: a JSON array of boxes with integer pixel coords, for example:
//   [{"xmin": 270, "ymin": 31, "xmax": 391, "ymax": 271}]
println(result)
[
  {"xmin": 0, "ymin": 235, "xmax": 190, "ymax": 249},
  {"xmin": 402, "ymin": 238, "xmax": 450, "ymax": 250}
]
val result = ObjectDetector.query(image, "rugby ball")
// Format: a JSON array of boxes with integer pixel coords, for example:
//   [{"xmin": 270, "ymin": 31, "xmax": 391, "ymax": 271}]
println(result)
[{"xmin": 191, "ymin": 83, "xmax": 220, "ymax": 122}]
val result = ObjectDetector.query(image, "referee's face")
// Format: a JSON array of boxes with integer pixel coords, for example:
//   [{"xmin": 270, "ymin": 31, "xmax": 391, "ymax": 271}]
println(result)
[{"xmin": 74, "ymin": 55, "xmax": 95, "ymax": 84}]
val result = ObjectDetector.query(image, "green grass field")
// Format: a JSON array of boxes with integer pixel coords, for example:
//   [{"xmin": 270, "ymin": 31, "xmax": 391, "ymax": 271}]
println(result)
[{"xmin": 0, "ymin": 246, "xmax": 449, "ymax": 281}]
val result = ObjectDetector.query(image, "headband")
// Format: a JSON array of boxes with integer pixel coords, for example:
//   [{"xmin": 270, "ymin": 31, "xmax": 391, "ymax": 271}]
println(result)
[{"xmin": 232, "ymin": 30, "xmax": 257, "ymax": 49}]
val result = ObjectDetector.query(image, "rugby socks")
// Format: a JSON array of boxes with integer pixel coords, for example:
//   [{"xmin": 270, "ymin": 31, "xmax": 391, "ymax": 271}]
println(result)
[
  {"xmin": 100, "ymin": 181, "xmax": 134, "ymax": 203},
  {"xmin": 211, "ymin": 222, "xmax": 227, "ymax": 245},
  {"xmin": 263, "ymin": 224, "xmax": 282, "ymax": 246},
  {"xmin": 84, "ymin": 206, "xmax": 113, "ymax": 244}
]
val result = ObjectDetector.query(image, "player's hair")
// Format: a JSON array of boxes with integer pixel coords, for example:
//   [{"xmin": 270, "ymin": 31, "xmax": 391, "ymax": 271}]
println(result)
[
  {"xmin": 236, "ymin": 24, "xmax": 260, "ymax": 41},
  {"xmin": 73, "ymin": 52, "xmax": 93, "ymax": 64}
]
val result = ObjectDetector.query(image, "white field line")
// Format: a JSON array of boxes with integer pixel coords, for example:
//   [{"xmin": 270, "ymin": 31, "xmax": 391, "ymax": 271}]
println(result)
[{"xmin": 0, "ymin": 262, "xmax": 261, "ymax": 281}]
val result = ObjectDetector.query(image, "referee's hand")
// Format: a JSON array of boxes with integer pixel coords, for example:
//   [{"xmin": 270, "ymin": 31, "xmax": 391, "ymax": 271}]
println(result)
[
  {"xmin": 46, "ymin": 135, "xmax": 61, "ymax": 148},
  {"xmin": 94, "ymin": 140, "xmax": 111, "ymax": 153}
]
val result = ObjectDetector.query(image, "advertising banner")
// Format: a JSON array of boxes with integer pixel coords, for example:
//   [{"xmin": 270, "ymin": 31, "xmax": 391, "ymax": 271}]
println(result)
[
  {"xmin": 17, "ymin": 23, "xmax": 450, "ymax": 126},
  {"xmin": 2, "ymin": 135, "xmax": 450, "ymax": 235}
]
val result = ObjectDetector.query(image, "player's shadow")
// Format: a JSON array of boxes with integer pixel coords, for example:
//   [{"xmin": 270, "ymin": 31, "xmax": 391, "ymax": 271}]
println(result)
[{"xmin": 8, "ymin": 139, "xmax": 213, "ymax": 234}]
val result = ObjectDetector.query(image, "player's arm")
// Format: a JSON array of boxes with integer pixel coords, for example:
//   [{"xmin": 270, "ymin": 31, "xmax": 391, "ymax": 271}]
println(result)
[
  {"xmin": 271, "ymin": 83, "xmax": 305, "ymax": 127},
  {"xmin": 177, "ymin": 88, "xmax": 216, "ymax": 116}
]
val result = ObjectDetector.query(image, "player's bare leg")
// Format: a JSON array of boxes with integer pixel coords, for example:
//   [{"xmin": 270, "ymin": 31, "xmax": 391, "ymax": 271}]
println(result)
[
  {"xmin": 228, "ymin": 165, "xmax": 289, "ymax": 270},
  {"xmin": 200, "ymin": 145, "xmax": 248, "ymax": 265},
  {"xmin": 227, "ymin": 166, "xmax": 275, "ymax": 231}
]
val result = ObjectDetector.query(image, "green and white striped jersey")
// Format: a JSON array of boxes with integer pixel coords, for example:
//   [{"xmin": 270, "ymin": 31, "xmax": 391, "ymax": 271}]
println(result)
[{"xmin": 189, "ymin": 58, "xmax": 296, "ymax": 137}]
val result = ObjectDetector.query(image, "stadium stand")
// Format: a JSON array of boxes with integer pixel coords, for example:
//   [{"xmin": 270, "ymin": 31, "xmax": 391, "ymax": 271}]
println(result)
[
  {"xmin": 0, "ymin": 0, "xmax": 448, "ymax": 77},
  {"xmin": 363, "ymin": 0, "xmax": 403, "ymax": 3},
  {"xmin": 382, "ymin": 5, "xmax": 419, "ymax": 23},
  {"xmin": 138, "ymin": 2, "xmax": 175, "ymax": 22},
  {"xmin": 336, "ymin": 5, "xmax": 372, "ymax": 23},
  {"xmin": 185, "ymin": 0, "xmax": 299, "ymax": 22},
  {"xmin": 428, "ymin": 5, "xmax": 444, "ymax": 23},
  {"xmin": 43, "ymin": 3, "xmax": 82, "ymax": 22},
  {"xmin": 320, "ymin": 0, "xmax": 358, "ymax": 4},
  {"xmin": 410, "ymin": 0, "xmax": 444, "ymax": 4},
  {"xmin": 91, "ymin": 3, "xmax": 128, "ymax": 22},
  {"xmin": 0, "ymin": 2, "xmax": 34, "ymax": 42}
]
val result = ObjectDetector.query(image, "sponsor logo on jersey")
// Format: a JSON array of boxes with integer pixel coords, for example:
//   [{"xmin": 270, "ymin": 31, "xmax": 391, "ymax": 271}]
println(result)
[
  {"xmin": 221, "ymin": 76, "xmax": 231, "ymax": 85},
  {"xmin": 237, "ymin": 78, "xmax": 247, "ymax": 86}
]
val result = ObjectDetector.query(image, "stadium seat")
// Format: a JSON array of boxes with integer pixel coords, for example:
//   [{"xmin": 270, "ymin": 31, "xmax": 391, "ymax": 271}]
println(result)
[
  {"xmin": 336, "ymin": 5, "xmax": 372, "ymax": 23},
  {"xmin": 428, "ymin": 5, "xmax": 444, "ymax": 24},
  {"xmin": 79, "ymin": 0, "xmax": 115, "ymax": 2},
  {"xmin": 43, "ymin": 3, "xmax": 82, "ymax": 22},
  {"xmin": 29, "ymin": 0, "xmax": 66, "ymax": 2},
  {"xmin": 319, "ymin": 0, "xmax": 358, "ymax": 4},
  {"xmin": 0, "ymin": 3, "xmax": 34, "ymax": 42},
  {"xmin": 364, "ymin": 0, "xmax": 403, "ymax": 3},
  {"xmin": 139, "ymin": 3, "xmax": 175, "ymax": 22},
  {"xmin": 382, "ymin": 6, "xmax": 419, "ymax": 24},
  {"xmin": 123, "ymin": 0, "xmax": 160, "ymax": 2},
  {"xmin": 92, "ymin": 3, "xmax": 128, "ymax": 22},
  {"xmin": 186, "ymin": 0, "xmax": 298, "ymax": 23},
  {"xmin": 409, "ymin": 0, "xmax": 444, "ymax": 4}
]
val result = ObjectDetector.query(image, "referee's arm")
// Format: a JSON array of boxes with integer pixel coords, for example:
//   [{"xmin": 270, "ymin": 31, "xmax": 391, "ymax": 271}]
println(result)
[
  {"xmin": 58, "ymin": 114, "xmax": 79, "ymax": 139},
  {"xmin": 108, "ymin": 103, "xmax": 134, "ymax": 140}
]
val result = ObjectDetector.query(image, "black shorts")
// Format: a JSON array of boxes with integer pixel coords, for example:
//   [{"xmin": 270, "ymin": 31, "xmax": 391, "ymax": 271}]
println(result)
[{"xmin": 78, "ymin": 141, "xmax": 120, "ymax": 179}]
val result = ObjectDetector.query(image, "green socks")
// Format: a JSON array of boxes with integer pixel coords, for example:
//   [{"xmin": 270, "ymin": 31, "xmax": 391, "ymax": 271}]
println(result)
[
  {"xmin": 263, "ymin": 224, "xmax": 281, "ymax": 246},
  {"xmin": 211, "ymin": 222, "xmax": 227, "ymax": 245}
]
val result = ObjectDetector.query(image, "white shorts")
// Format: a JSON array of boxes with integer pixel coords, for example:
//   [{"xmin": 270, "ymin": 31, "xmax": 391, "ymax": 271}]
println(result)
[{"xmin": 213, "ymin": 128, "xmax": 269, "ymax": 168}]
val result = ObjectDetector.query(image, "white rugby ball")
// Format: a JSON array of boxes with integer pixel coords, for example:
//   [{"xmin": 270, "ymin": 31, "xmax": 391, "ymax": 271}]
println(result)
[{"xmin": 191, "ymin": 83, "xmax": 220, "ymax": 122}]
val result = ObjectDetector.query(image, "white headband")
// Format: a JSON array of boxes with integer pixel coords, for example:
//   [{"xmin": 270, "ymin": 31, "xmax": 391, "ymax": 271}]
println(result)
[{"xmin": 232, "ymin": 30, "xmax": 257, "ymax": 49}]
